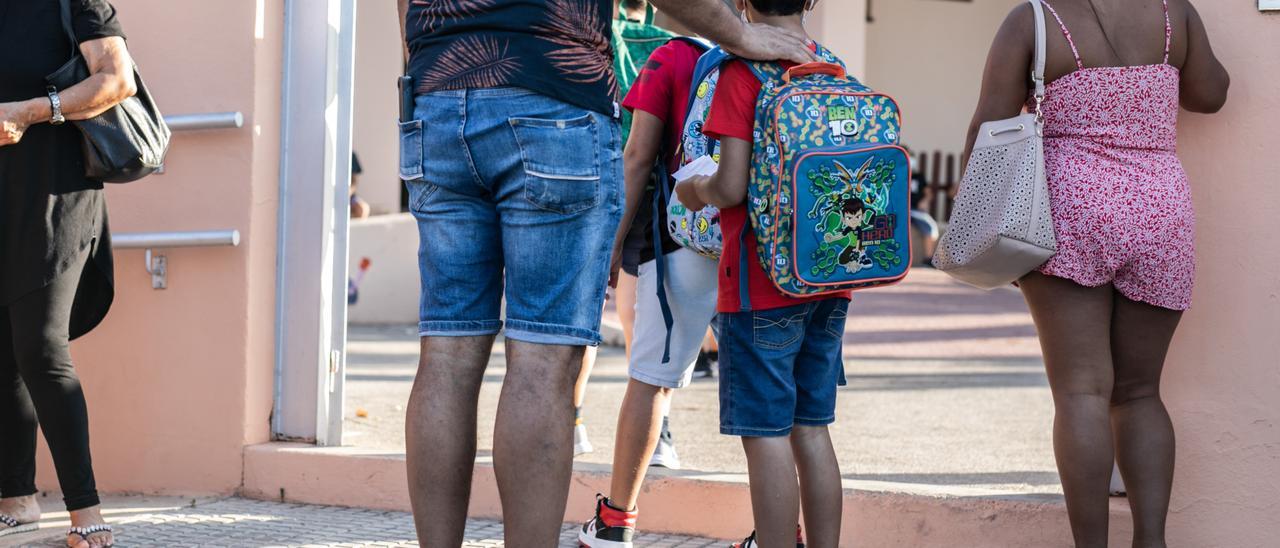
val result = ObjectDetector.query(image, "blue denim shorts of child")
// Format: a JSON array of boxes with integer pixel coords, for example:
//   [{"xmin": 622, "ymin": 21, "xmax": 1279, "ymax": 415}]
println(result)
[
  {"xmin": 399, "ymin": 87, "xmax": 623, "ymax": 346},
  {"xmin": 717, "ymin": 298, "xmax": 850, "ymax": 437}
]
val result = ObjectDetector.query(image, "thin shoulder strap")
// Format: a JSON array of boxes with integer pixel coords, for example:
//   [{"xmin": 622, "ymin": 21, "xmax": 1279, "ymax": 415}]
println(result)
[
  {"xmin": 1029, "ymin": 0, "xmax": 1048, "ymax": 107},
  {"xmin": 1161, "ymin": 0, "xmax": 1172, "ymax": 64},
  {"xmin": 1040, "ymin": 1, "xmax": 1084, "ymax": 70}
]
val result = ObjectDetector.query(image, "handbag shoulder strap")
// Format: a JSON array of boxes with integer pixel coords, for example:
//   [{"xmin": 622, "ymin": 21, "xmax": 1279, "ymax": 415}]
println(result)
[
  {"xmin": 1028, "ymin": 0, "xmax": 1048, "ymax": 116},
  {"xmin": 57, "ymin": 0, "xmax": 80, "ymax": 53}
]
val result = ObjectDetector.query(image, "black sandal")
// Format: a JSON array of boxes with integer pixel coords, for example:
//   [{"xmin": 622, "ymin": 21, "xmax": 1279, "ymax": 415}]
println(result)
[
  {"xmin": 67, "ymin": 524, "xmax": 113, "ymax": 547},
  {"xmin": 0, "ymin": 513, "xmax": 39, "ymax": 537}
]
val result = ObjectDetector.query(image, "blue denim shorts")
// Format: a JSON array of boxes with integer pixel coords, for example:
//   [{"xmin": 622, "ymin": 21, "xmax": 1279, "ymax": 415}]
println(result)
[
  {"xmin": 399, "ymin": 87, "xmax": 622, "ymax": 346},
  {"xmin": 717, "ymin": 298, "xmax": 850, "ymax": 437}
]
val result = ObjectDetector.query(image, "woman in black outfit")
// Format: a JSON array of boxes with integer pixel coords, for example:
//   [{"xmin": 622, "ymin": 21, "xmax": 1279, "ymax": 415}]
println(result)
[{"xmin": 0, "ymin": 1, "xmax": 136, "ymax": 546}]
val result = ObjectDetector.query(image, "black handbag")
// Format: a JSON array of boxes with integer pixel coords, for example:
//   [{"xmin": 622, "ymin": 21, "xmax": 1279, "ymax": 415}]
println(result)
[{"xmin": 44, "ymin": 0, "xmax": 169, "ymax": 183}]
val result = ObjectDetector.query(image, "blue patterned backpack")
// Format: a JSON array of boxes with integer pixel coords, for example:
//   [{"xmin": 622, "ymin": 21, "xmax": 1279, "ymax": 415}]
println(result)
[
  {"xmin": 662, "ymin": 45, "xmax": 733, "ymax": 259},
  {"xmin": 741, "ymin": 50, "xmax": 912, "ymax": 301}
]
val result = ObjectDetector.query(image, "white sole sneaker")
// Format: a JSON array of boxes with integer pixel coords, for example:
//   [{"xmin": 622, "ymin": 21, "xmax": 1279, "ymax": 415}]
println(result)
[
  {"xmin": 574, "ymin": 423, "xmax": 594, "ymax": 456},
  {"xmin": 649, "ymin": 436, "xmax": 681, "ymax": 469},
  {"xmin": 578, "ymin": 526, "xmax": 633, "ymax": 548}
]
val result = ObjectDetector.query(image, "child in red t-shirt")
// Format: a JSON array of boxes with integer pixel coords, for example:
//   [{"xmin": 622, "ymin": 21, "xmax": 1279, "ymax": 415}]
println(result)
[
  {"xmin": 673, "ymin": 0, "xmax": 846, "ymax": 545},
  {"xmin": 579, "ymin": 38, "xmax": 723, "ymax": 548}
]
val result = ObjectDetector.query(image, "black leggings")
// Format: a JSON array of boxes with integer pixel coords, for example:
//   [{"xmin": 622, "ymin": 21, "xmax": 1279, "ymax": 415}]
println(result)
[{"xmin": 0, "ymin": 249, "xmax": 99, "ymax": 511}]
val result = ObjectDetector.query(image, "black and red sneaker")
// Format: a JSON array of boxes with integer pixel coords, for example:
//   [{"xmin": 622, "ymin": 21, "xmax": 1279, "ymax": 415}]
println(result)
[{"xmin": 579, "ymin": 494, "xmax": 637, "ymax": 548}]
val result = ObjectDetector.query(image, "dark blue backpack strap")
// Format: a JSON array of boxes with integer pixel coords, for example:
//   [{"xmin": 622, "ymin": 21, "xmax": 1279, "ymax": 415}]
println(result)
[
  {"xmin": 652, "ymin": 197, "xmax": 675, "ymax": 362},
  {"xmin": 738, "ymin": 227, "xmax": 752, "ymax": 312},
  {"xmin": 669, "ymin": 36, "xmax": 712, "ymax": 51},
  {"xmin": 650, "ymin": 156, "xmax": 676, "ymax": 363}
]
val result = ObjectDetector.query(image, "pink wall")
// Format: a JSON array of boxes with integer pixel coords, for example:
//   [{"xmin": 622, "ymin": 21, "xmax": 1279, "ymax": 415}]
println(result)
[
  {"xmin": 35, "ymin": 0, "xmax": 282, "ymax": 497},
  {"xmin": 1159, "ymin": 4, "xmax": 1280, "ymax": 546}
]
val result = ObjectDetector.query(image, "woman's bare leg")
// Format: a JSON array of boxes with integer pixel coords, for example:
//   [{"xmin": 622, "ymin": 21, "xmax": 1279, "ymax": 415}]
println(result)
[
  {"xmin": 1109, "ymin": 295, "xmax": 1181, "ymax": 548},
  {"xmin": 1020, "ymin": 272, "xmax": 1116, "ymax": 548}
]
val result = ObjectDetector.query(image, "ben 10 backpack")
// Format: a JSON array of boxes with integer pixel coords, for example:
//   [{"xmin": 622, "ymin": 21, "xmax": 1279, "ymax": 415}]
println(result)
[
  {"xmin": 741, "ymin": 49, "xmax": 912, "ymax": 301},
  {"xmin": 663, "ymin": 45, "xmax": 734, "ymax": 259}
]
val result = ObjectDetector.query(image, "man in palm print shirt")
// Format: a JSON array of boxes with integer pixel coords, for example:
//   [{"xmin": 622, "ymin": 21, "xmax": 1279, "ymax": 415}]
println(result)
[
  {"xmin": 408, "ymin": 0, "xmax": 621, "ymax": 116},
  {"xmin": 397, "ymin": 0, "xmax": 817, "ymax": 544}
]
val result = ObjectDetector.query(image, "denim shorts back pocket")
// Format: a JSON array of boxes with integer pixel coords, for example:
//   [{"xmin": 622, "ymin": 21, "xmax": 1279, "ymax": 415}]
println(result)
[
  {"xmin": 825, "ymin": 302, "xmax": 849, "ymax": 338},
  {"xmin": 399, "ymin": 119, "xmax": 424, "ymax": 182},
  {"xmin": 752, "ymin": 308, "xmax": 808, "ymax": 350},
  {"xmin": 508, "ymin": 113, "xmax": 601, "ymax": 214}
]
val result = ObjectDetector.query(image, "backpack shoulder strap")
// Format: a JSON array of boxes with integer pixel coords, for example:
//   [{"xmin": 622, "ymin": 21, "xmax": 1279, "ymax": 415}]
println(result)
[
  {"xmin": 743, "ymin": 42, "xmax": 845, "ymax": 88},
  {"xmin": 681, "ymin": 45, "xmax": 733, "ymax": 119},
  {"xmin": 668, "ymin": 36, "xmax": 712, "ymax": 52}
]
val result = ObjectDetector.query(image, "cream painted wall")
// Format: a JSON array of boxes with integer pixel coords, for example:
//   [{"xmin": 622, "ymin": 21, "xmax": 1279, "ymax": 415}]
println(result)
[
  {"xmin": 865, "ymin": 0, "xmax": 1020, "ymax": 154},
  {"xmin": 1157, "ymin": 5, "xmax": 1280, "ymax": 546},
  {"xmin": 352, "ymin": 0, "xmax": 404, "ymax": 215},
  {"xmin": 809, "ymin": 0, "xmax": 868, "ymax": 79},
  {"xmin": 37, "ymin": 0, "xmax": 282, "ymax": 496}
]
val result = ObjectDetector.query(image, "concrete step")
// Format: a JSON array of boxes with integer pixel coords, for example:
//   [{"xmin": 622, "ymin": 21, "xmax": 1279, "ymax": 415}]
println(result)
[{"xmin": 240, "ymin": 443, "xmax": 1138, "ymax": 547}]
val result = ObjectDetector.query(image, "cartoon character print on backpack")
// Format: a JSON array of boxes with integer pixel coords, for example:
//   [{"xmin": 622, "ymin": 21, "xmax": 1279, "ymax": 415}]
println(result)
[
  {"xmin": 667, "ymin": 53, "xmax": 726, "ymax": 258},
  {"xmin": 807, "ymin": 156, "xmax": 903, "ymax": 278}
]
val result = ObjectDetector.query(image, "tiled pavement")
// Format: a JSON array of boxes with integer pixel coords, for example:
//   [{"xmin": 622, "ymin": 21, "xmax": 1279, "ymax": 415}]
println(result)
[{"xmin": 5, "ymin": 497, "xmax": 727, "ymax": 548}]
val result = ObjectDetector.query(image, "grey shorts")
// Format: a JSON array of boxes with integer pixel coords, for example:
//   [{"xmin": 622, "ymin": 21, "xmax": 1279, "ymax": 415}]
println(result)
[{"xmin": 627, "ymin": 248, "xmax": 719, "ymax": 389}]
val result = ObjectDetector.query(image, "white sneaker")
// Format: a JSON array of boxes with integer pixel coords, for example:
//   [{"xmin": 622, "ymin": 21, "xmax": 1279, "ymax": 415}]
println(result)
[
  {"xmin": 649, "ymin": 432, "xmax": 681, "ymax": 469},
  {"xmin": 1109, "ymin": 462, "xmax": 1126, "ymax": 496},
  {"xmin": 575, "ymin": 423, "xmax": 594, "ymax": 456}
]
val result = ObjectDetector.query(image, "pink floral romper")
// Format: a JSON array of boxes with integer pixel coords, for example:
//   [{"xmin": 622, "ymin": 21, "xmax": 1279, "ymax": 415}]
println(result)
[{"xmin": 1033, "ymin": 0, "xmax": 1194, "ymax": 310}]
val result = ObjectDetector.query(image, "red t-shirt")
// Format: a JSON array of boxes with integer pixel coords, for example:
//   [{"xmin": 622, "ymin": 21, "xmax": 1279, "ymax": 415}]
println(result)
[
  {"xmin": 622, "ymin": 40, "xmax": 702, "ymax": 173},
  {"xmin": 703, "ymin": 60, "xmax": 853, "ymax": 313}
]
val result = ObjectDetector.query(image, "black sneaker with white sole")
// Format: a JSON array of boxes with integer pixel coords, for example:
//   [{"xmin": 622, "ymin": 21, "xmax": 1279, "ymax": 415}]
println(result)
[{"xmin": 579, "ymin": 495, "xmax": 637, "ymax": 548}]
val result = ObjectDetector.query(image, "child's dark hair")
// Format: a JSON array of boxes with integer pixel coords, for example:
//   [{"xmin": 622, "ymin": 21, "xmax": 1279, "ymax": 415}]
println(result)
[
  {"xmin": 748, "ymin": 0, "xmax": 809, "ymax": 16},
  {"xmin": 622, "ymin": 0, "xmax": 647, "ymax": 12},
  {"xmin": 842, "ymin": 196, "xmax": 866, "ymax": 216}
]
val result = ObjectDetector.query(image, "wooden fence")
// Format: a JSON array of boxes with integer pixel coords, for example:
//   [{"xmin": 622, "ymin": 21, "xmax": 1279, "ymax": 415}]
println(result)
[{"xmin": 915, "ymin": 150, "xmax": 961, "ymax": 223}]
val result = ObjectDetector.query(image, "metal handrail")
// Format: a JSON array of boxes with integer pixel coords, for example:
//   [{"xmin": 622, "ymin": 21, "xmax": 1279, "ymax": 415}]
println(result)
[
  {"xmin": 113, "ymin": 230, "xmax": 240, "ymax": 249},
  {"xmin": 164, "ymin": 112, "xmax": 244, "ymax": 131},
  {"xmin": 112, "ymin": 229, "xmax": 241, "ymax": 289}
]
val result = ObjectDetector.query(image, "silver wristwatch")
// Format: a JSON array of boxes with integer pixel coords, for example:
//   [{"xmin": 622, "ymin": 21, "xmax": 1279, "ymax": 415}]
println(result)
[{"xmin": 46, "ymin": 86, "xmax": 65, "ymax": 125}]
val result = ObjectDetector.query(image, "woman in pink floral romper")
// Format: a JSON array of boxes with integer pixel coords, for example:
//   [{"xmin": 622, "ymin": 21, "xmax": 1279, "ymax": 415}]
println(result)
[{"xmin": 964, "ymin": 0, "xmax": 1229, "ymax": 545}]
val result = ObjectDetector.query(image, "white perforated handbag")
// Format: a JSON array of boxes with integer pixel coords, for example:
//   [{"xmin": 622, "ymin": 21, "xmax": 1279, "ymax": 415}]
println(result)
[{"xmin": 932, "ymin": 0, "xmax": 1057, "ymax": 289}]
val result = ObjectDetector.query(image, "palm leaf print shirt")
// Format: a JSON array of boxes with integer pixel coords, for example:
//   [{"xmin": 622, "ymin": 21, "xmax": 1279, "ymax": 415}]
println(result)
[{"xmin": 407, "ymin": 0, "xmax": 619, "ymax": 117}]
